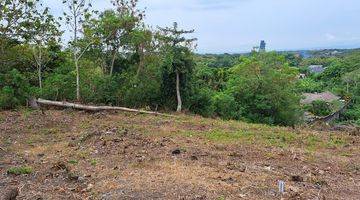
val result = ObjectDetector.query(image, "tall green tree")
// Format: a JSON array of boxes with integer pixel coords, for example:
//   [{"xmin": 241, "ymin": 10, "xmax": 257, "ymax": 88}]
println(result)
[
  {"xmin": 27, "ymin": 4, "xmax": 62, "ymax": 89},
  {"xmin": 226, "ymin": 53, "xmax": 302, "ymax": 126},
  {"xmin": 88, "ymin": 0, "xmax": 145, "ymax": 76},
  {"xmin": 158, "ymin": 22, "xmax": 196, "ymax": 112},
  {"xmin": 62, "ymin": 0, "xmax": 94, "ymax": 101}
]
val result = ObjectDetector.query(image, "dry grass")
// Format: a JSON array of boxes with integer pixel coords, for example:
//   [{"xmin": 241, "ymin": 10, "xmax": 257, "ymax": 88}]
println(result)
[{"xmin": 0, "ymin": 109, "xmax": 359, "ymax": 200}]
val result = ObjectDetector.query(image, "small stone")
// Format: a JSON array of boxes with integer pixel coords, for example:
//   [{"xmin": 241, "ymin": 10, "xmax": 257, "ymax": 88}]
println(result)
[
  {"xmin": 172, "ymin": 149, "xmax": 181, "ymax": 155},
  {"xmin": 190, "ymin": 155, "xmax": 198, "ymax": 161},
  {"xmin": 82, "ymin": 183, "xmax": 94, "ymax": 192},
  {"xmin": 68, "ymin": 172, "xmax": 79, "ymax": 181},
  {"xmin": 291, "ymin": 175, "xmax": 303, "ymax": 182},
  {"xmin": 78, "ymin": 176, "xmax": 85, "ymax": 182}
]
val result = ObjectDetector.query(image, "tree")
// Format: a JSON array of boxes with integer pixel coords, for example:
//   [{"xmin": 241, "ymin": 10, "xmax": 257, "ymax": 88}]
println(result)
[
  {"xmin": 62, "ymin": 0, "xmax": 94, "ymax": 101},
  {"xmin": 225, "ymin": 53, "xmax": 302, "ymax": 126},
  {"xmin": 27, "ymin": 4, "xmax": 61, "ymax": 89},
  {"xmin": 86, "ymin": 0, "xmax": 146, "ymax": 76},
  {"xmin": 158, "ymin": 22, "xmax": 196, "ymax": 112},
  {"xmin": 0, "ymin": 0, "xmax": 37, "ymax": 40}
]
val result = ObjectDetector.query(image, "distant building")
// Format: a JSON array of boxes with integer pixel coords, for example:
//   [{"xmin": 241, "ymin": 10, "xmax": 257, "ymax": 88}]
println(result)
[
  {"xmin": 298, "ymin": 73, "xmax": 306, "ymax": 79},
  {"xmin": 259, "ymin": 40, "xmax": 266, "ymax": 52},
  {"xmin": 308, "ymin": 65, "xmax": 325, "ymax": 74},
  {"xmin": 301, "ymin": 91, "xmax": 341, "ymax": 105}
]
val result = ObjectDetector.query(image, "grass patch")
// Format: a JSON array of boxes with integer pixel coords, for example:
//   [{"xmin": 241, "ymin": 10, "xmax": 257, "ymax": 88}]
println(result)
[
  {"xmin": 326, "ymin": 134, "xmax": 347, "ymax": 148},
  {"xmin": 7, "ymin": 166, "xmax": 33, "ymax": 175},
  {"xmin": 206, "ymin": 130, "xmax": 255, "ymax": 143},
  {"xmin": 68, "ymin": 159, "xmax": 79, "ymax": 165},
  {"xmin": 90, "ymin": 159, "xmax": 97, "ymax": 166},
  {"xmin": 305, "ymin": 135, "xmax": 323, "ymax": 151},
  {"xmin": 41, "ymin": 128, "xmax": 61, "ymax": 135},
  {"xmin": 204, "ymin": 129, "xmax": 297, "ymax": 148}
]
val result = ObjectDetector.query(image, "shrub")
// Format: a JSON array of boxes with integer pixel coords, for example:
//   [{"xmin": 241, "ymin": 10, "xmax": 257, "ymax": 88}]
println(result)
[
  {"xmin": 309, "ymin": 100, "xmax": 332, "ymax": 116},
  {"xmin": 188, "ymin": 87, "xmax": 214, "ymax": 117},
  {"xmin": 212, "ymin": 92, "xmax": 240, "ymax": 120},
  {"xmin": 7, "ymin": 166, "xmax": 33, "ymax": 175},
  {"xmin": 0, "ymin": 69, "xmax": 30, "ymax": 109}
]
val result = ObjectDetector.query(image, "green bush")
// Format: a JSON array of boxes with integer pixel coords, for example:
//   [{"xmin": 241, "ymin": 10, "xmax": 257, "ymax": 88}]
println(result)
[
  {"xmin": 343, "ymin": 104, "xmax": 360, "ymax": 121},
  {"xmin": 224, "ymin": 54, "xmax": 302, "ymax": 126},
  {"xmin": 42, "ymin": 73, "xmax": 76, "ymax": 101},
  {"xmin": 0, "ymin": 69, "xmax": 30, "ymax": 109},
  {"xmin": 212, "ymin": 92, "xmax": 240, "ymax": 120},
  {"xmin": 188, "ymin": 87, "xmax": 214, "ymax": 117},
  {"xmin": 309, "ymin": 100, "xmax": 332, "ymax": 116}
]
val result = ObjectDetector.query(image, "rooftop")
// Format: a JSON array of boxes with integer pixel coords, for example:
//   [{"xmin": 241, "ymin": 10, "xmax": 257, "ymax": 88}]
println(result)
[
  {"xmin": 301, "ymin": 91, "xmax": 341, "ymax": 104},
  {"xmin": 308, "ymin": 65, "xmax": 325, "ymax": 74}
]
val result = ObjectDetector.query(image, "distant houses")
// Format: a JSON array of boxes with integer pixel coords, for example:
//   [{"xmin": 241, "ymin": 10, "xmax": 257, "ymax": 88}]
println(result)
[
  {"xmin": 301, "ymin": 91, "xmax": 341, "ymax": 104},
  {"xmin": 298, "ymin": 73, "xmax": 306, "ymax": 79},
  {"xmin": 308, "ymin": 65, "xmax": 325, "ymax": 74}
]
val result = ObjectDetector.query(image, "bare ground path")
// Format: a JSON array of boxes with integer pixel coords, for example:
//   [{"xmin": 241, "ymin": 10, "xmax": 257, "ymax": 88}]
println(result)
[{"xmin": 0, "ymin": 110, "xmax": 359, "ymax": 199}]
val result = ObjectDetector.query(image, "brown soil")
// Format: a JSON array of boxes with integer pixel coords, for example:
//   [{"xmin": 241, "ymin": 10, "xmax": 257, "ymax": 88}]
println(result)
[{"xmin": 0, "ymin": 110, "xmax": 359, "ymax": 200}]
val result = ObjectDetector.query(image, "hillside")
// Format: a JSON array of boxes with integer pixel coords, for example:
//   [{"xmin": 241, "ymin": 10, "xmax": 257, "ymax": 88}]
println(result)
[{"xmin": 1, "ymin": 110, "xmax": 359, "ymax": 200}]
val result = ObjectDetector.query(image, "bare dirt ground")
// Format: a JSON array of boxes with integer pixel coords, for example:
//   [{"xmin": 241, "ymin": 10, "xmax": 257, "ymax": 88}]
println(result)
[{"xmin": 0, "ymin": 110, "xmax": 359, "ymax": 200}]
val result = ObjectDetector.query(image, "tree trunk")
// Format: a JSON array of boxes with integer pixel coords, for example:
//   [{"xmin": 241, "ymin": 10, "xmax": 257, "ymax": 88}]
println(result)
[
  {"xmin": 36, "ymin": 98, "xmax": 174, "ymax": 117},
  {"xmin": 74, "ymin": 15, "xmax": 80, "ymax": 102},
  {"xmin": 176, "ymin": 70, "xmax": 182, "ymax": 112},
  {"xmin": 110, "ymin": 50, "xmax": 116, "ymax": 76},
  {"xmin": 38, "ymin": 64, "xmax": 42, "ymax": 89},
  {"xmin": 75, "ymin": 58, "xmax": 80, "ymax": 101},
  {"xmin": 136, "ymin": 43, "xmax": 145, "ymax": 77}
]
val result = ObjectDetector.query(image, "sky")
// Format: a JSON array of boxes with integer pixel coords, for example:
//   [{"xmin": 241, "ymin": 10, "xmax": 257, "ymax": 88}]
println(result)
[{"xmin": 46, "ymin": 0, "xmax": 360, "ymax": 53}]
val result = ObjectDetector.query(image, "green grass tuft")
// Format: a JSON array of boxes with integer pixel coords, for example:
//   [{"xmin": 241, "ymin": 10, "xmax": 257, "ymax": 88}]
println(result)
[{"xmin": 7, "ymin": 166, "xmax": 33, "ymax": 175}]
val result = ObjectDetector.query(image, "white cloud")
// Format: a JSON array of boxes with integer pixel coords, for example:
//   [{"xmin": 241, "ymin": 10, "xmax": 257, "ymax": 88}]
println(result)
[
  {"xmin": 325, "ymin": 33, "xmax": 336, "ymax": 41},
  {"xmin": 44, "ymin": 0, "xmax": 360, "ymax": 53}
]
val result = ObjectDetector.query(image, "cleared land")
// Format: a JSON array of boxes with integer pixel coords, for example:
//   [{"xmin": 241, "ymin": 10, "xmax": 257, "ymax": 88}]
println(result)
[{"xmin": 0, "ymin": 110, "xmax": 359, "ymax": 200}]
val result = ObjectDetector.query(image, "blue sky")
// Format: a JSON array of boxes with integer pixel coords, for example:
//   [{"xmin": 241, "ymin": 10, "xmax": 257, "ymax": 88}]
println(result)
[{"xmin": 46, "ymin": 0, "xmax": 360, "ymax": 53}]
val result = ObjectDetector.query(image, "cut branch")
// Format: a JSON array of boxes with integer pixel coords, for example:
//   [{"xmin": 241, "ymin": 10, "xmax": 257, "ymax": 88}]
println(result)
[{"xmin": 36, "ymin": 99, "xmax": 174, "ymax": 117}]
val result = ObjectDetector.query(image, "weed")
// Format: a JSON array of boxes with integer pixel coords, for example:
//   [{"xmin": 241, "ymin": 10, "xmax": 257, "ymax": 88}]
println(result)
[
  {"xmin": 206, "ymin": 130, "xmax": 254, "ymax": 143},
  {"xmin": 305, "ymin": 135, "xmax": 322, "ymax": 151},
  {"xmin": 68, "ymin": 160, "xmax": 79, "ymax": 165},
  {"xmin": 90, "ymin": 159, "xmax": 97, "ymax": 166},
  {"xmin": 217, "ymin": 196, "xmax": 226, "ymax": 200},
  {"xmin": 20, "ymin": 108, "xmax": 33, "ymax": 119},
  {"xmin": 7, "ymin": 166, "xmax": 33, "ymax": 175},
  {"xmin": 327, "ymin": 134, "xmax": 347, "ymax": 148}
]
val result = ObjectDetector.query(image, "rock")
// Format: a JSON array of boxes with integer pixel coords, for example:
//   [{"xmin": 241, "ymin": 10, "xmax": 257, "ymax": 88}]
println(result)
[
  {"xmin": 67, "ymin": 172, "xmax": 79, "ymax": 181},
  {"xmin": 82, "ymin": 184, "xmax": 94, "ymax": 192},
  {"xmin": 78, "ymin": 176, "xmax": 85, "ymax": 182},
  {"xmin": 190, "ymin": 155, "xmax": 198, "ymax": 161},
  {"xmin": 37, "ymin": 153, "xmax": 45, "ymax": 157},
  {"xmin": 227, "ymin": 162, "xmax": 246, "ymax": 172},
  {"xmin": 291, "ymin": 175, "xmax": 304, "ymax": 182},
  {"xmin": 52, "ymin": 161, "xmax": 69, "ymax": 172},
  {"xmin": 113, "ymin": 138, "xmax": 123, "ymax": 143},
  {"xmin": 172, "ymin": 149, "xmax": 181, "ymax": 155}
]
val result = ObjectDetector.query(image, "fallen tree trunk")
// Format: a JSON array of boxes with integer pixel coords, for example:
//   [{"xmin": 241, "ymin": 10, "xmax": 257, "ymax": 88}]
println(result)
[{"xmin": 36, "ymin": 99, "xmax": 174, "ymax": 117}]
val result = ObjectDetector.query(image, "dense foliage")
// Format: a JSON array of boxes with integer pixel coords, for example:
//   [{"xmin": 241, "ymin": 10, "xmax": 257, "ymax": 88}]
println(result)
[{"xmin": 1, "ymin": 0, "xmax": 359, "ymax": 127}]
